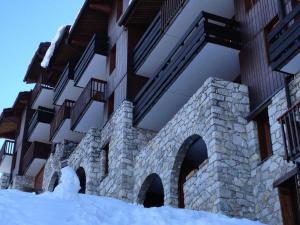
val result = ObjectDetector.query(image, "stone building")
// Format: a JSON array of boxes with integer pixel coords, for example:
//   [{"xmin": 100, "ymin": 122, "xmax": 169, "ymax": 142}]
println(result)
[{"xmin": 0, "ymin": 1, "xmax": 300, "ymax": 225}]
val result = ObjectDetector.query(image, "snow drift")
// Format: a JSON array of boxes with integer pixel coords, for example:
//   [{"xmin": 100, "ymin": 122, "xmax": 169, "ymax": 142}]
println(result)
[{"xmin": 0, "ymin": 167, "xmax": 266, "ymax": 225}]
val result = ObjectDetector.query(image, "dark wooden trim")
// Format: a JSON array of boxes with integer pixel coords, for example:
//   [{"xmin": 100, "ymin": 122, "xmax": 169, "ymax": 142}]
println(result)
[
  {"xmin": 74, "ymin": 34, "xmax": 108, "ymax": 86},
  {"xmin": 27, "ymin": 107, "xmax": 54, "ymax": 140},
  {"xmin": 50, "ymin": 100, "xmax": 75, "ymax": 141},
  {"xmin": 21, "ymin": 142, "xmax": 51, "ymax": 175},
  {"xmin": 273, "ymin": 167, "xmax": 298, "ymax": 188},
  {"xmin": 53, "ymin": 63, "xmax": 75, "ymax": 104},
  {"xmin": 268, "ymin": 3, "xmax": 300, "ymax": 73},
  {"xmin": 133, "ymin": 12, "xmax": 241, "ymax": 125},
  {"xmin": 71, "ymin": 78, "xmax": 107, "ymax": 131}
]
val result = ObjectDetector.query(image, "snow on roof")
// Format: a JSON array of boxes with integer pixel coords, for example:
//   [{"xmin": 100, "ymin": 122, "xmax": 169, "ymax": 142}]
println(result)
[
  {"xmin": 40, "ymin": 26, "xmax": 68, "ymax": 68},
  {"xmin": 0, "ymin": 167, "xmax": 266, "ymax": 225}
]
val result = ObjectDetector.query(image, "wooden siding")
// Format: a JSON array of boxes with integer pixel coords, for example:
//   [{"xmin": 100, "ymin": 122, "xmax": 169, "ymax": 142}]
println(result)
[
  {"xmin": 35, "ymin": 166, "xmax": 45, "ymax": 193},
  {"xmin": 236, "ymin": 0, "xmax": 285, "ymax": 111}
]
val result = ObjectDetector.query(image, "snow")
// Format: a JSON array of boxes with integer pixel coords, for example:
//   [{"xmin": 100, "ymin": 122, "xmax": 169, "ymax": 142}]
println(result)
[
  {"xmin": 0, "ymin": 167, "xmax": 266, "ymax": 225},
  {"xmin": 41, "ymin": 26, "xmax": 67, "ymax": 68}
]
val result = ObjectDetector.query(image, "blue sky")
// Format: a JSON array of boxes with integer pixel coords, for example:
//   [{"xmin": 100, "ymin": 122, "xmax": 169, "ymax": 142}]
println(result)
[{"xmin": 0, "ymin": 0, "xmax": 84, "ymax": 146}]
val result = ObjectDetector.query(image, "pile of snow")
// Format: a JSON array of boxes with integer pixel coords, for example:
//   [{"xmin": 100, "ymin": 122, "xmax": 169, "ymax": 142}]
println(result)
[
  {"xmin": 41, "ymin": 26, "xmax": 67, "ymax": 68},
  {"xmin": 0, "ymin": 167, "xmax": 266, "ymax": 225}
]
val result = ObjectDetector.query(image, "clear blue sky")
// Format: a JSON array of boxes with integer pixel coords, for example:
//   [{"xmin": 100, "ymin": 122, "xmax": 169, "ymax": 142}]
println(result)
[{"xmin": 0, "ymin": 0, "xmax": 84, "ymax": 146}]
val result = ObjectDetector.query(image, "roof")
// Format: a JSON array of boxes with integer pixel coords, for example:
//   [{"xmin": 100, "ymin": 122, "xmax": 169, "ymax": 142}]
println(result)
[
  {"xmin": 23, "ymin": 42, "xmax": 50, "ymax": 84},
  {"xmin": 68, "ymin": 0, "xmax": 111, "ymax": 48},
  {"xmin": 118, "ymin": 0, "xmax": 163, "ymax": 26}
]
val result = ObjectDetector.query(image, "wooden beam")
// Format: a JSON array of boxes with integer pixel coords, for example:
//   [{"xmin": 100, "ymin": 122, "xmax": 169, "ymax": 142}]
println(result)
[{"xmin": 89, "ymin": 3, "xmax": 111, "ymax": 14}]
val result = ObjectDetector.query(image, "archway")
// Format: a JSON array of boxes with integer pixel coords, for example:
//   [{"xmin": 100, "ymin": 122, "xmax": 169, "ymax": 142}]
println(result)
[
  {"xmin": 138, "ymin": 173, "xmax": 164, "ymax": 208},
  {"xmin": 76, "ymin": 167, "xmax": 86, "ymax": 194},
  {"xmin": 174, "ymin": 135, "xmax": 208, "ymax": 208},
  {"xmin": 48, "ymin": 172, "xmax": 59, "ymax": 192}
]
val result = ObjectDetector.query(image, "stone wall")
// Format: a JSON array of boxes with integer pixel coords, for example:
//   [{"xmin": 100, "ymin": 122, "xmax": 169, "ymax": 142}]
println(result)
[
  {"xmin": 0, "ymin": 173, "xmax": 10, "ymax": 189},
  {"xmin": 43, "ymin": 140, "xmax": 77, "ymax": 192},
  {"xmin": 246, "ymin": 73, "xmax": 300, "ymax": 225},
  {"xmin": 133, "ymin": 77, "xmax": 254, "ymax": 218},
  {"xmin": 12, "ymin": 175, "xmax": 35, "ymax": 192}
]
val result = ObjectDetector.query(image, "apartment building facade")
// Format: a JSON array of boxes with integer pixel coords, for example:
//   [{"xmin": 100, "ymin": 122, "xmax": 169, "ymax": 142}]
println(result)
[{"xmin": 0, "ymin": 0, "xmax": 300, "ymax": 224}]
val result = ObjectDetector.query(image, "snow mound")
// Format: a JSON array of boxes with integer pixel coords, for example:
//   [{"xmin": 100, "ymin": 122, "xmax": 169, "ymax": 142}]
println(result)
[
  {"xmin": 0, "ymin": 167, "xmax": 267, "ymax": 225},
  {"xmin": 41, "ymin": 26, "xmax": 67, "ymax": 68},
  {"xmin": 50, "ymin": 166, "xmax": 80, "ymax": 200}
]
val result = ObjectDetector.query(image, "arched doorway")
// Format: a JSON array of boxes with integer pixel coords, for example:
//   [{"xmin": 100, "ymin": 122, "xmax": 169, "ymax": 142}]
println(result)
[
  {"xmin": 174, "ymin": 135, "xmax": 208, "ymax": 208},
  {"xmin": 48, "ymin": 172, "xmax": 59, "ymax": 192},
  {"xmin": 138, "ymin": 173, "xmax": 164, "ymax": 208},
  {"xmin": 76, "ymin": 167, "xmax": 86, "ymax": 194}
]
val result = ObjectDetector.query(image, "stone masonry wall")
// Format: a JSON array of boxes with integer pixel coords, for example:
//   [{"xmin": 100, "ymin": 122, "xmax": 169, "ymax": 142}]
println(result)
[
  {"xmin": 246, "ymin": 73, "xmax": 300, "ymax": 225},
  {"xmin": 43, "ymin": 140, "xmax": 77, "ymax": 192},
  {"xmin": 12, "ymin": 175, "xmax": 35, "ymax": 192},
  {"xmin": 134, "ymin": 77, "xmax": 254, "ymax": 218},
  {"xmin": 0, "ymin": 173, "xmax": 10, "ymax": 189}
]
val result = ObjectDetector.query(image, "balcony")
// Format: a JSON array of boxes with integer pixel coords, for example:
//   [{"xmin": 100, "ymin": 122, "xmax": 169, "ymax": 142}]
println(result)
[
  {"xmin": 71, "ymin": 78, "xmax": 106, "ymax": 133},
  {"xmin": 0, "ymin": 140, "xmax": 15, "ymax": 173},
  {"xmin": 31, "ymin": 82, "xmax": 54, "ymax": 110},
  {"xmin": 50, "ymin": 100, "xmax": 83, "ymax": 143},
  {"xmin": 53, "ymin": 64, "xmax": 83, "ymax": 105},
  {"xmin": 27, "ymin": 107, "xmax": 54, "ymax": 144},
  {"xmin": 278, "ymin": 101, "xmax": 300, "ymax": 162},
  {"xmin": 22, "ymin": 141, "xmax": 51, "ymax": 176},
  {"xmin": 74, "ymin": 34, "xmax": 107, "ymax": 88},
  {"xmin": 134, "ymin": 0, "xmax": 235, "ymax": 77},
  {"xmin": 268, "ymin": 4, "xmax": 300, "ymax": 74},
  {"xmin": 134, "ymin": 12, "xmax": 241, "ymax": 131}
]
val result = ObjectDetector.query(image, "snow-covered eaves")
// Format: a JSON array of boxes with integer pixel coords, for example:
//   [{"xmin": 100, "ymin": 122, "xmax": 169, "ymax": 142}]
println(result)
[{"xmin": 41, "ymin": 26, "xmax": 69, "ymax": 69}]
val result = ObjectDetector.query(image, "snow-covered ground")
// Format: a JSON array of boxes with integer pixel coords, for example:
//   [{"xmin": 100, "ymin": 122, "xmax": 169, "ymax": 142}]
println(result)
[{"xmin": 0, "ymin": 167, "xmax": 266, "ymax": 225}]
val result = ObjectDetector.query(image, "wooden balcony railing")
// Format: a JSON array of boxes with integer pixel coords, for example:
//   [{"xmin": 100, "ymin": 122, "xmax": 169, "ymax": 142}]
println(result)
[
  {"xmin": 50, "ymin": 100, "xmax": 75, "ymax": 140},
  {"xmin": 278, "ymin": 100, "xmax": 300, "ymax": 162},
  {"xmin": 134, "ymin": 12, "xmax": 241, "ymax": 125},
  {"xmin": 54, "ymin": 64, "xmax": 75, "ymax": 104},
  {"xmin": 161, "ymin": 0, "xmax": 186, "ymax": 31},
  {"xmin": 27, "ymin": 107, "xmax": 54, "ymax": 140},
  {"xmin": 22, "ymin": 142, "xmax": 51, "ymax": 175},
  {"xmin": 74, "ymin": 34, "xmax": 107, "ymax": 85},
  {"xmin": 268, "ymin": 3, "xmax": 300, "ymax": 72},
  {"xmin": 0, "ymin": 140, "xmax": 15, "ymax": 163},
  {"xmin": 31, "ymin": 82, "xmax": 54, "ymax": 106},
  {"xmin": 71, "ymin": 78, "xmax": 106, "ymax": 130}
]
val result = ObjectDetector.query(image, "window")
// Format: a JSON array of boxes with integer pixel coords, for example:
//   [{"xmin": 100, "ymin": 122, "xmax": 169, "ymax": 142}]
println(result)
[
  {"xmin": 103, "ymin": 143, "xmax": 109, "ymax": 176},
  {"xmin": 255, "ymin": 109, "xmax": 273, "ymax": 161},
  {"xmin": 108, "ymin": 92, "xmax": 115, "ymax": 118},
  {"xmin": 264, "ymin": 16, "xmax": 279, "ymax": 62},
  {"xmin": 109, "ymin": 45, "xmax": 116, "ymax": 75},
  {"xmin": 116, "ymin": 0, "xmax": 123, "ymax": 21},
  {"xmin": 245, "ymin": 0, "xmax": 259, "ymax": 12}
]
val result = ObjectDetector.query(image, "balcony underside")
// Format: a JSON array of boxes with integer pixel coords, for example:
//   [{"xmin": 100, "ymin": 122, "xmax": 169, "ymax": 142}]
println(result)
[
  {"xmin": 75, "ymin": 54, "xmax": 106, "ymax": 88},
  {"xmin": 136, "ymin": 0, "xmax": 234, "ymax": 77},
  {"xmin": 0, "ymin": 155, "xmax": 12, "ymax": 173},
  {"xmin": 32, "ymin": 88, "xmax": 54, "ymax": 110},
  {"xmin": 136, "ymin": 43, "xmax": 240, "ymax": 131},
  {"xmin": 25, "ymin": 158, "xmax": 46, "ymax": 177},
  {"xmin": 28, "ymin": 122, "xmax": 50, "ymax": 144},
  {"xmin": 279, "ymin": 41, "xmax": 300, "ymax": 74},
  {"xmin": 72, "ymin": 101, "xmax": 104, "ymax": 133},
  {"xmin": 51, "ymin": 119, "xmax": 83, "ymax": 143},
  {"xmin": 55, "ymin": 79, "xmax": 83, "ymax": 106}
]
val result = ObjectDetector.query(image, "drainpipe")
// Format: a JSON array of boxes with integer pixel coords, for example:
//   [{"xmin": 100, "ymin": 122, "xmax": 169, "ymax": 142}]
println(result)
[{"xmin": 284, "ymin": 75, "xmax": 292, "ymax": 108}]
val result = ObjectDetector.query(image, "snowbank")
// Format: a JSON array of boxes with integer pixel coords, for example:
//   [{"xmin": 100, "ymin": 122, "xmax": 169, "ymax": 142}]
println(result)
[
  {"xmin": 0, "ymin": 167, "xmax": 266, "ymax": 225},
  {"xmin": 41, "ymin": 26, "xmax": 67, "ymax": 68}
]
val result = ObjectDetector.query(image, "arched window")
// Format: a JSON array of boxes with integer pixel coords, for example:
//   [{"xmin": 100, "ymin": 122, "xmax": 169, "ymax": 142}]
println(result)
[
  {"xmin": 76, "ymin": 167, "xmax": 86, "ymax": 194},
  {"xmin": 138, "ymin": 173, "xmax": 164, "ymax": 208}
]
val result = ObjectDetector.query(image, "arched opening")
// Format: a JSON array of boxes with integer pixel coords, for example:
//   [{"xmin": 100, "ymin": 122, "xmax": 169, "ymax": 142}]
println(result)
[
  {"xmin": 49, "ymin": 172, "xmax": 59, "ymax": 192},
  {"xmin": 76, "ymin": 167, "xmax": 86, "ymax": 194},
  {"xmin": 138, "ymin": 173, "xmax": 164, "ymax": 208},
  {"xmin": 175, "ymin": 135, "xmax": 208, "ymax": 208}
]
